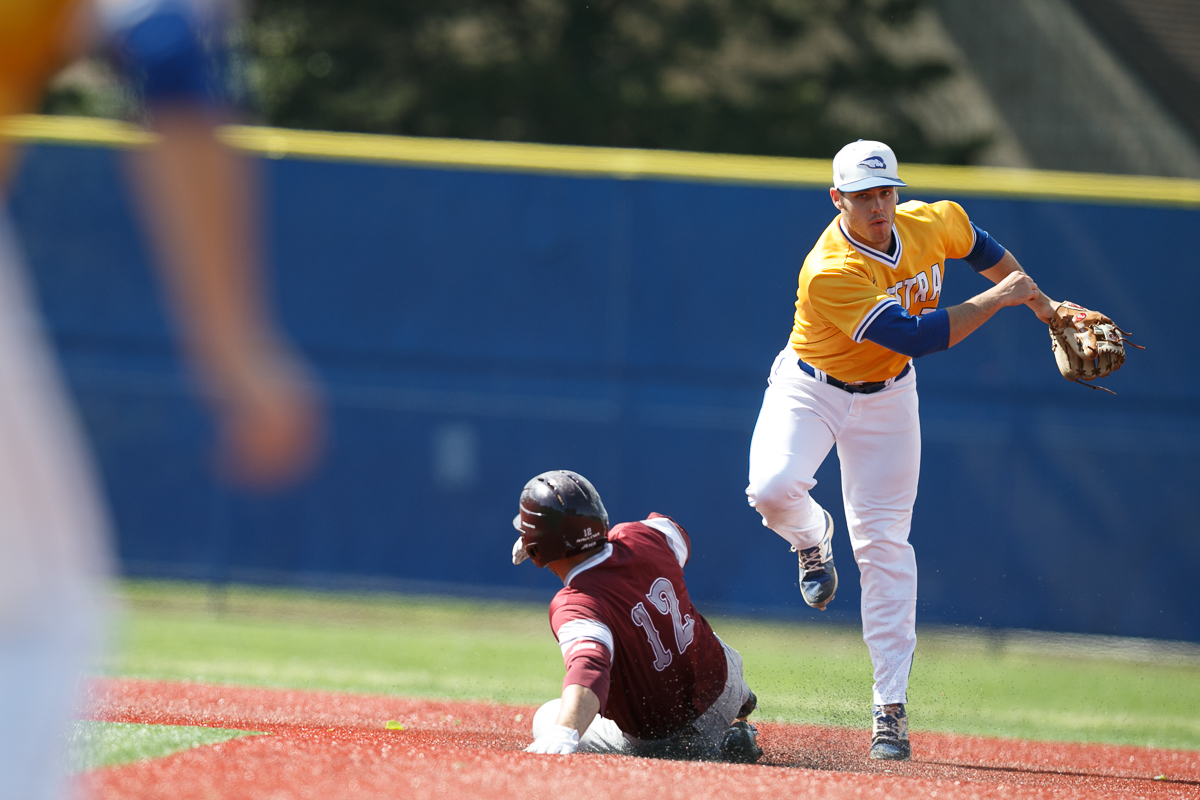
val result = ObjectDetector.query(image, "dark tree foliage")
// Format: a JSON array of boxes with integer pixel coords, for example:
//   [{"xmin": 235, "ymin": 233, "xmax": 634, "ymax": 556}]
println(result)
[{"xmin": 244, "ymin": 0, "xmax": 986, "ymax": 163}]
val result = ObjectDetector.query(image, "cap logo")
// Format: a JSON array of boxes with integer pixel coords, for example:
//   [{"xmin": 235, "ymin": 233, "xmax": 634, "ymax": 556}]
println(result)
[{"xmin": 858, "ymin": 156, "xmax": 887, "ymax": 169}]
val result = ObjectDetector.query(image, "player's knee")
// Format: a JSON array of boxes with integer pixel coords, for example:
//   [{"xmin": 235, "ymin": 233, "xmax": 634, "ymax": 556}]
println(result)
[{"xmin": 745, "ymin": 475, "xmax": 803, "ymax": 521}]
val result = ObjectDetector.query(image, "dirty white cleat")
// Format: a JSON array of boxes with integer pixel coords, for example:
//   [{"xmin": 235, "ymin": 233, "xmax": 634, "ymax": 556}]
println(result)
[{"xmin": 869, "ymin": 703, "xmax": 911, "ymax": 761}]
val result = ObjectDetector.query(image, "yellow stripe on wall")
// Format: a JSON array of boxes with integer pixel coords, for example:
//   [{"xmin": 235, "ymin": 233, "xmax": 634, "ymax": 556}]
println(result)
[
  {"xmin": 4, "ymin": 113, "xmax": 1200, "ymax": 208},
  {"xmin": 1, "ymin": 114, "xmax": 157, "ymax": 147}
]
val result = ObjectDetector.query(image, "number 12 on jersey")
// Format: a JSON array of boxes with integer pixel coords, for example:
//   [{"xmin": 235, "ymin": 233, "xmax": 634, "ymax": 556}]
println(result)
[{"xmin": 631, "ymin": 576, "xmax": 696, "ymax": 671}]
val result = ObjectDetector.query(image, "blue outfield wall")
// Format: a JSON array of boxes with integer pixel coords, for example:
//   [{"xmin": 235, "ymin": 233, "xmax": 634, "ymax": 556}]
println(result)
[{"xmin": 8, "ymin": 140, "xmax": 1200, "ymax": 641}]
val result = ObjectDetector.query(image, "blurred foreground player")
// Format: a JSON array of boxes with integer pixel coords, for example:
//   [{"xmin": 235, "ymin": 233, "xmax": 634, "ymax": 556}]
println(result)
[
  {"xmin": 512, "ymin": 470, "xmax": 761, "ymax": 762},
  {"xmin": 0, "ymin": 1, "xmax": 321, "ymax": 796}
]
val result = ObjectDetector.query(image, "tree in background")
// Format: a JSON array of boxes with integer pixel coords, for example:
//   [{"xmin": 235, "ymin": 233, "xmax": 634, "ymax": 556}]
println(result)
[
  {"xmin": 245, "ymin": 0, "xmax": 987, "ymax": 164},
  {"xmin": 41, "ymin": 0, "xmax": 987, "ymax": 164}
]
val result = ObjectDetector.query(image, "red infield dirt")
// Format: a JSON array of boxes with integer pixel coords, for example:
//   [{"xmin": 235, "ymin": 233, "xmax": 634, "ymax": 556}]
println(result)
[{"xmin": 80, "ymin": 679, "xmax": 1199, "ymax": 799}]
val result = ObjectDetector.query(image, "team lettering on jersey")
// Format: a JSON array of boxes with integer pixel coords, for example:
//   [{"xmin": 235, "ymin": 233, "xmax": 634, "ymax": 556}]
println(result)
[{"xmin": 884, "ymin": 263, "xmax": 943, "ymax": 311}]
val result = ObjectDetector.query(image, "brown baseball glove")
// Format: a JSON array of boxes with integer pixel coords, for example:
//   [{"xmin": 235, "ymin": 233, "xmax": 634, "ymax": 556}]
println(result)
[{"xmin": 1048, "ymin": 301, "xmax": 1143, "ymax": 393}]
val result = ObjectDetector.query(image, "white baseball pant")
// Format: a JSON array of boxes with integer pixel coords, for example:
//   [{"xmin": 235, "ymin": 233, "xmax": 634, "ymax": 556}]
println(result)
[
  {"xmin": 746, "ymin": 346, "xmax": 919, "ymax": 706},
  {"xmin": 0, "ymin": 214, "xmax": 112, "ymax": 799}
]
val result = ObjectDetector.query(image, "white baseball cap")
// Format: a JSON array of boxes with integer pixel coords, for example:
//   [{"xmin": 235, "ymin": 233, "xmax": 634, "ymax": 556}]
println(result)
[{"xmin": 832, "ymin": 140, "xmax": 907, "ymax": 192}]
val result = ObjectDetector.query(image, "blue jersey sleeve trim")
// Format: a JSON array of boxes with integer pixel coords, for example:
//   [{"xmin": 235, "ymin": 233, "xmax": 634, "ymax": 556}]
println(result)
[
  {"xmin": 862, "ymin": 305, "xmax": 950, "ymax": 358},
  {"xmin": 852, "ymin": 297, "xmax": 898, "ymax": 343},
  {"xmin": 962, "ymin": 223, "xmax": 1006, "ymax": 272},
  {"xmin": 115, "ymin": 2, "xmax": 223, "ymax": 106}
]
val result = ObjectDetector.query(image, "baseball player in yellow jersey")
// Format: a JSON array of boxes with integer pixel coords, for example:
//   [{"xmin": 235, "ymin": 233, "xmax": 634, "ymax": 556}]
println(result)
[
  {"xmin": 1, "ymin": 2, "xmax": 321, "ymax": 796},
  {"xmin": 746, "ymin": 140, "xmax": 1057, "ymax": 762}
]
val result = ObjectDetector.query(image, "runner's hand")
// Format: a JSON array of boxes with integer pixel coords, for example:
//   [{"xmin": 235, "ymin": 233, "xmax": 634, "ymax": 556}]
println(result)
[{"xmin": 525, "ymin": 725, "xmax": 580, "ymax": 754}]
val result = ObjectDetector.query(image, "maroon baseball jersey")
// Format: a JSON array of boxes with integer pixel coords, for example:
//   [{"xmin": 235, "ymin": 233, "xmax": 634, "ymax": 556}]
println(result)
[{"xmin": 548, "ymin": 513, "xmax": 728, "ymax": 741}]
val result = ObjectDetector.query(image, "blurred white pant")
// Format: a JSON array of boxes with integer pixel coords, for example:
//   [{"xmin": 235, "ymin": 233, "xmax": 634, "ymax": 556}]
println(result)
[
  {"xmin": 0, "ymin": 215, "xmax": 111, "ymax": 799},
  {"xmin": 746, "ymin": 347, "xmax": 919, "ymax": 706},
  {"xmin": 533, "ymin": 638, "xmax": 750, "ymax": 760}
]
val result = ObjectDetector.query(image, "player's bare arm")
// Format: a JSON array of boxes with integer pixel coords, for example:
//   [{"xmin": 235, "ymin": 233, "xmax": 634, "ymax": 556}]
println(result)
[
  {"xmin": 978, "ymin": 251, "xmax": 1057, "ymax": 323},
  {"xmin": 130, "ymin": 107, "xmax": 322, "ymax": 486},
  {"xmin": 945, "ymin": 270, "xmax": 1040, "ymax": 347},
  {"xmin": 98, "ymin": 0, "xmax": 326, "ymax": 487},
  {"xmin": 525, "ymin": 683, "xmax": 601, "ymax": 755},
  {"xmin": 554, "ymin": 684, "xmax": 601, "ymax": 737}
]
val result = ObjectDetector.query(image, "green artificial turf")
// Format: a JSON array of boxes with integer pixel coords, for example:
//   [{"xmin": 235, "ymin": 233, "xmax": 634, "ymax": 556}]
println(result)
[
  {"xmin": 109, "ymin": 580, "xmax": 564, "ymax": 703},
  {"xmin": 105, "ymin": 579, "xmax": 1200, "ymax": 751},
  {"xmin": 67, "ymin": 721, "xmax": 259, "ymax": 772}
]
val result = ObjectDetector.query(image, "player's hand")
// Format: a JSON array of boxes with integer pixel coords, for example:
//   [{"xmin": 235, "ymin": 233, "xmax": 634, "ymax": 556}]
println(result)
[
  {"xmin": 212, "ymin": 340, "xmax": 323, "ymax": 489},
  {"xmin": 990, "ymin": 270, "xmax": 1040, "ymax": 308},
  {"xmin": 525, "ymin": 725, "xmax": 580, "ymax": 755}
]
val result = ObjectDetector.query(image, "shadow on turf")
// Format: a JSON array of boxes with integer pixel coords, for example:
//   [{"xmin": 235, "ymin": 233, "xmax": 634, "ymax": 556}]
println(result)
[{"xmin": 921, "ymin": 760, "xmax": 1200, "ymax": 787}]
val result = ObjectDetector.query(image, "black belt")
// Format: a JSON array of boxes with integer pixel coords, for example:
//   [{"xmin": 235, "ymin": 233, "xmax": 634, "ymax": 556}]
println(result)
[{"xmin": 797, "ymin": 359, "xmax": 910, "ymax": 394}]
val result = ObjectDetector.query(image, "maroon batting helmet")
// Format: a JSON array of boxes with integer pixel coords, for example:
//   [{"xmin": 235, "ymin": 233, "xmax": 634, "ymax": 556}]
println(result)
[{"xmin": 512, "ymin": 470, "xmax": 609, "ymax": 568}]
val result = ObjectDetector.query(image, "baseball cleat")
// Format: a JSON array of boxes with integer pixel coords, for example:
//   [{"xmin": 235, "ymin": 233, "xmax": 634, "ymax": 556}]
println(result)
[
  {"xmin": 869, "ymin": 703, "xmax": 911, "ymax": 761},
  {"xmin": 792, "ymin": 510, "xmax": 837, "ymax": 610},
  {"xmin": 720, "ymin": 720, "xmax": 763, "ymax": 764}
]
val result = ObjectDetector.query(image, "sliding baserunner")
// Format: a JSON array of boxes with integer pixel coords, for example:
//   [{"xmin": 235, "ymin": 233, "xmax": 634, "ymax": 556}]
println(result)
[{"xmin": 512, "ymin": 470, "xmax": 761, "ymax": 762}]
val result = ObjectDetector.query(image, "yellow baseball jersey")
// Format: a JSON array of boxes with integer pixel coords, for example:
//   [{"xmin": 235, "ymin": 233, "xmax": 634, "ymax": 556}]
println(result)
[
  {"xmin": 0, "ymin": 0, "xmax": 81, "ymax": 117},
  {"xmin": 790, "ymin": 200, "xmax": 976, "ymax": 383},
  {"xmin": 1, "ymin": 0, "xmax": 84, "ymax": 184}
]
